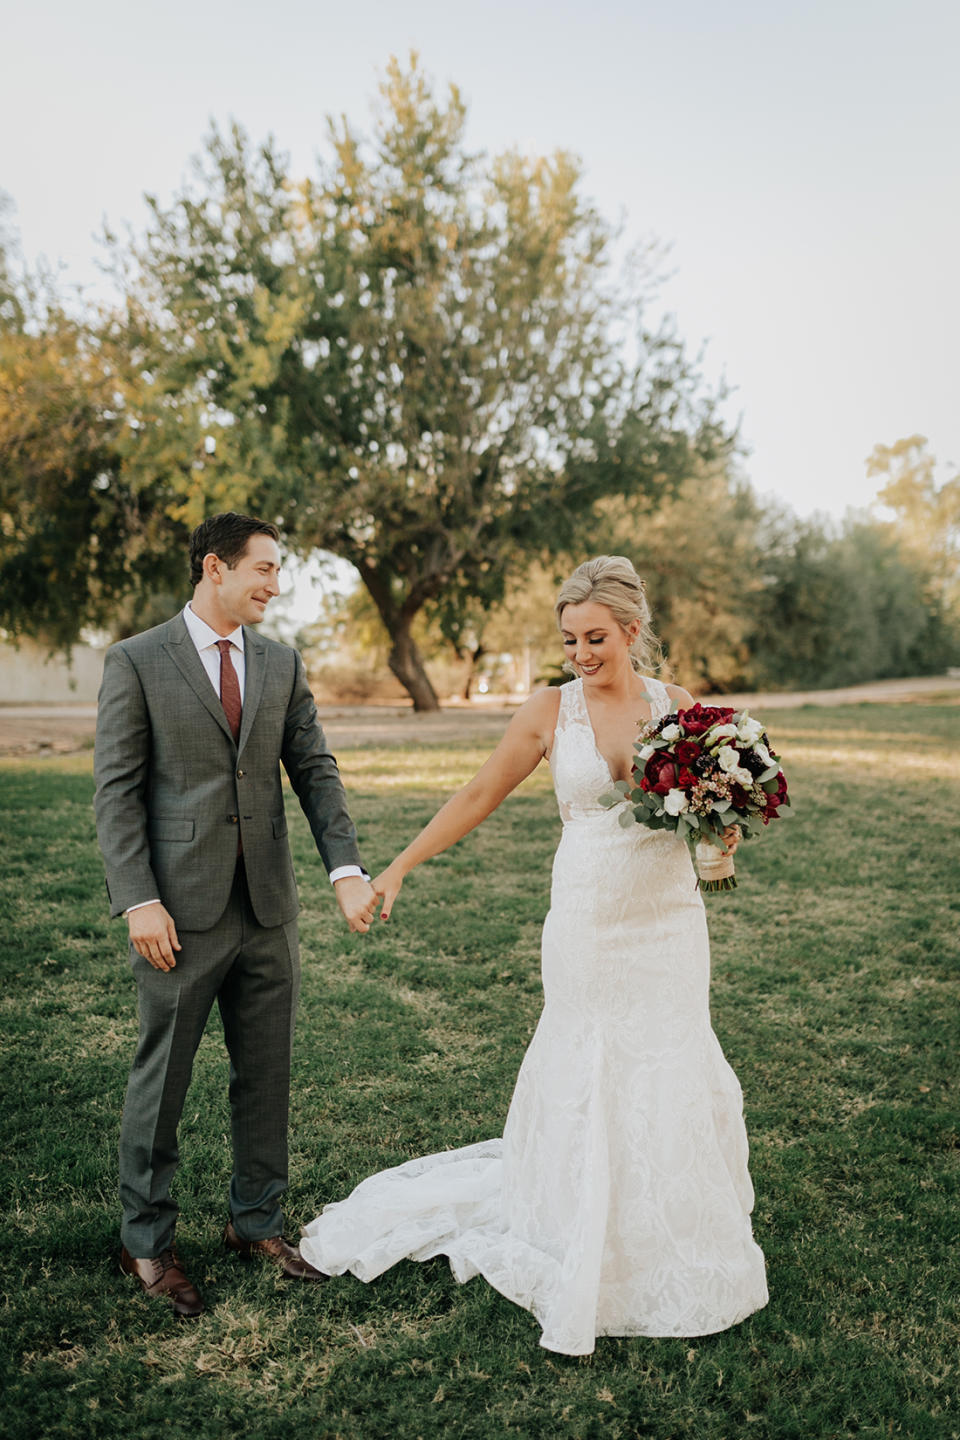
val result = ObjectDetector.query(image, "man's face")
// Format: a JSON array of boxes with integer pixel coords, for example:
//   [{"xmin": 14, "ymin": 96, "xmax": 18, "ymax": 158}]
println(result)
[{"xmin": 209, "ymin": 534, "xmax": 282, "ymax": 628}]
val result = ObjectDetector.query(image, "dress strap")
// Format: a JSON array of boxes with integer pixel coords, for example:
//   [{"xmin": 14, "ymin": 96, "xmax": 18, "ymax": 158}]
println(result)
[{"xmin": 557, "ymin": 676, "xmax": 584, "ymax": 720}]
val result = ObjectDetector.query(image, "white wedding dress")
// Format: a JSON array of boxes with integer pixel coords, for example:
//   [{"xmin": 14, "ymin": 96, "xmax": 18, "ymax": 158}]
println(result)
[{"xmin": 301, "ymin": 677, "xmax": 768, "ymax": 1354}]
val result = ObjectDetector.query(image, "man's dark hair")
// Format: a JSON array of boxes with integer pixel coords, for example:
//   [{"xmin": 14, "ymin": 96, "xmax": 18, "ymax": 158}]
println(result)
[{"xmin": 189, "ymin": 513, "xmax": 280, "ymax": 587}]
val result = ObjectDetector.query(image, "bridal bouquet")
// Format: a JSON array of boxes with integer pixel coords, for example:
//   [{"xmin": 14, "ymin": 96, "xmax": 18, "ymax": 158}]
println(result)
[{"xmin": 600, "ymin": 701, "xmax": 790, "ymax": 890}]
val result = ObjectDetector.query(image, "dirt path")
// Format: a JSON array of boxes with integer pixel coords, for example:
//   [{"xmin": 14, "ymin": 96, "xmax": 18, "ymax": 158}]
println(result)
[{"xmin": 1, "ymin": 673, "xmax": 958, "ymax": 759}]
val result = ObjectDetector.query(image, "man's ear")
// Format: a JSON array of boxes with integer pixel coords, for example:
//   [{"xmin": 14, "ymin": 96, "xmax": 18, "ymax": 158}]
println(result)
[{"xmin": 202, "ymin": 552, "xmax": 223, "ymax": 584}]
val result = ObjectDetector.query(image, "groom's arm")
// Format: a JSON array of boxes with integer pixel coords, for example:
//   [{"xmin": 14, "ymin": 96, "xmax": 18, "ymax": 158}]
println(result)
[
  {"xmin": 280, "ymin": 651, "xmax": 377, "ymax": 932},
  {"xmin": 280, "ymin": 650, "xmax": 366, "ymax": 876},
  {"xmin": 93, "ymin": 645, "xmax": 162, "ymax": 918}
]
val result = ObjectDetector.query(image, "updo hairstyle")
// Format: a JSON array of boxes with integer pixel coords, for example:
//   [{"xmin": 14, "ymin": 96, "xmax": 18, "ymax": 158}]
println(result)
[{"xmin": 554, "ymin": 555, "xmax": 664, "ymax": 676}]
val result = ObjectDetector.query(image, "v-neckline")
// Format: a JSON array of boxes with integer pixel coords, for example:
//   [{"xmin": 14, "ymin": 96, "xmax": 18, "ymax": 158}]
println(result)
[{"xmin": 578, "ymin": 677, "xmax": 659, "ymax": 786}]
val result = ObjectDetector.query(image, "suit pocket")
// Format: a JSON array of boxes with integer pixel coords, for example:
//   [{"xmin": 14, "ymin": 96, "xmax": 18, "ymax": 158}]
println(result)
[
  {"xmin": 149, "ymin": 818, "xmax": 195, "ymax": 843},
  {"xmin": 271, "ymin": 814, "xmax": 288, "ymax": 839}
]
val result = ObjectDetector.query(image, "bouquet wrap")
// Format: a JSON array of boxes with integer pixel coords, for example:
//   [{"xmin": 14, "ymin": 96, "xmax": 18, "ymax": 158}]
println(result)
[{"xmin": 695, "ymin": 840, "xmax": 737, "ymax": 892}]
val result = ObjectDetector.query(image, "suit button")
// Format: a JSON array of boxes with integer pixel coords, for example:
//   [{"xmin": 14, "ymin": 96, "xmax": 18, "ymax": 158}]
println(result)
[
  {"xmin": 229, "ymin": 814, "xmax": 238, "ymax": 824},
  {"xmin": 237, "ymin": 769, "xmax": 245, "ymax": 778}
]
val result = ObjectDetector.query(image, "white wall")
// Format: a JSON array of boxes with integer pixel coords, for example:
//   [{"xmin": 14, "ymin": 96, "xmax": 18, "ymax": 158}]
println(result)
[{"xmin": 0, "ymin": 638, "xmax": 106, "ymax": 702}]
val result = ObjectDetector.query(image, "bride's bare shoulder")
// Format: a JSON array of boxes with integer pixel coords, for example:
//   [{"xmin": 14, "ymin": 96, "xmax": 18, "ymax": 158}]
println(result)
[
  {"xmin": 514, "ymin": 684, "xmax": 563, "ymax": 757},
  {"xmin": 513, "ymin": 685, "xmax": 562, "ymax": 726}
]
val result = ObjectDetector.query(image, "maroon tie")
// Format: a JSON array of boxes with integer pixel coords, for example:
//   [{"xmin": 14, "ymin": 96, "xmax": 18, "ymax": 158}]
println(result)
[{"xmin": 216, "ymin": 640, "xmax": 242, "ymax": 743}]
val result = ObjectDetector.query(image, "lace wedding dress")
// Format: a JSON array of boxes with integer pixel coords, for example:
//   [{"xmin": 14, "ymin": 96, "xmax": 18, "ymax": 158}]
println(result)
[{"xmin": 301, "ymin": 677, "xmax": 768, "ymax": 1354}]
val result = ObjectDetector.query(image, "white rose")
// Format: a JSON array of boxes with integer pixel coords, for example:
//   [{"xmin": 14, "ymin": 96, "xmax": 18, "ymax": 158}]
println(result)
[
  {"xmin": 731, "ymin": 765, "xmax": 754, "ymax": 786},
  {"xmin": 663, "ymin": 788, "xmax": 689, "ymax": 815},
  {"xmin": 752, "ymin": 741, "xmax": 772, "ymax": 767},
  {"xmin": 638, "ymin": 743, "xmax": 656, "ymax": 760},
  {"xmin": 710, "ymin": 723, "xmax": 739, "ymax": 741},
  {"xmin": 716, "ymin": 745, "xmax": 741, "ymax": 772},
  {"xmin": 737, "ymin": 718, "xmax": 764, "ymax": 744},
  {"xmin": 660, "ymin": 724, "xmax": 681, "ymax": 742}
]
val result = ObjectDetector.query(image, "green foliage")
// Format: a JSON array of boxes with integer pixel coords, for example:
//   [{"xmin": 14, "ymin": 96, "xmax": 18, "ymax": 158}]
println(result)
[
  {"xmin": 745, "ymin": 508, "xmax": 960, "ymax": 690},
  {"xmin": 0, "ymin": 299, "xmax": 189, "ymax": 649},
  {"xmin": 868, "ymin": 434, "xmax": 960, "ymax": 622},
  {"xmin": 105, "ymin": 55, "xmax": 730, "ymax": 707},
  {"xmin": 587, "ymin": 459, "xmax": 763, "ymax": 691},
  {"xmin": 585, "ymin": 443, "xmax": 960, "ymax": 695},
  {"xmin": 0, "ymin": 193, "xmax": 26, "ymax": 333},
  {"xmin": 1, "ymin": 699, "xmax": 959, "ymax": 1437}
]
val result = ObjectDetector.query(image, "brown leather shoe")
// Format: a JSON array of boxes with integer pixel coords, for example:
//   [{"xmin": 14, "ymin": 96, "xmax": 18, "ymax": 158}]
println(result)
[
  {"xmin": 223, "ymin": 1220, "xmax": 326, "ymax": 1280},
  {"xmin": 120, "ymin": 1246, "xmax": 205, "ymax": 1319}
]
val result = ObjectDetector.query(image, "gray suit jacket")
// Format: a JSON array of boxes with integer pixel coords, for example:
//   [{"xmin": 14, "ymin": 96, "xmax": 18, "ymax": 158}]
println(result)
[{"xmin": 94, "ymin": 613, "xmax": 363, "ymax": 931}]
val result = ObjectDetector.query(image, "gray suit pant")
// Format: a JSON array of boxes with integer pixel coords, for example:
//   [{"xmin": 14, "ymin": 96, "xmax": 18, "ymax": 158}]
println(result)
[{"xmin": 118, "ymin": 859, "xmax": 301, "ymax": 1256}]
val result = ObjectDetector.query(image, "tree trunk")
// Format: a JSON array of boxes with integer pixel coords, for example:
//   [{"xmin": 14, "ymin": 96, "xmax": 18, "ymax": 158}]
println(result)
[
  {"xmin": 355, "ymin": 562, "xmax": 441, "ymax": 711},
  {"xmin": 388, "ymin": 620, "xmax": 441, "ymax": 712},
  {"xmin": 461, "ymin": 643, "xmax": 486, "ymax": 701}
]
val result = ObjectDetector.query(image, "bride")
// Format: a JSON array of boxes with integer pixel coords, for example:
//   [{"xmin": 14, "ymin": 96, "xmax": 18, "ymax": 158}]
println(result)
[{"xmin": 301, "ymin": 556, "xmax": 768, "ymax": 1355}]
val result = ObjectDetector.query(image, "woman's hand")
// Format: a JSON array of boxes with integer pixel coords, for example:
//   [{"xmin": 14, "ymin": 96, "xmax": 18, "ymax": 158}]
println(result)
[
  {"xmin": 721, "ymin": 824, "xmax": 741, "ymax": 858},
  {"xmin": 372, "ymin": 863, "xmax": 405, "ymax": 921}
]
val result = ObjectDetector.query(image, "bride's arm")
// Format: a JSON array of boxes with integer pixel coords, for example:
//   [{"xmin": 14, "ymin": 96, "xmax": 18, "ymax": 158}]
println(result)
[{"xmin": 373, "ymin": 687, "xmax": 560, "ymax": 920}]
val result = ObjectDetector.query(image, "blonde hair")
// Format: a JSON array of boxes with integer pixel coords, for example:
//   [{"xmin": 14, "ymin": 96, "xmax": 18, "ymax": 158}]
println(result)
[{"xmin": 555, "ymin": 555, "xmax": 664, "ymax": 676}]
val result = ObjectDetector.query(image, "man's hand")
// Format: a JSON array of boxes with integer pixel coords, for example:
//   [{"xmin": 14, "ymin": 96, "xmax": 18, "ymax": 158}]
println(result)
[
  {"xmin": 333, "ymin": 876, "xmax": 379, "ymax": 933},
  {"xmin": 128, "ymin": 902, "xmax": 181, "ymax": 972}
]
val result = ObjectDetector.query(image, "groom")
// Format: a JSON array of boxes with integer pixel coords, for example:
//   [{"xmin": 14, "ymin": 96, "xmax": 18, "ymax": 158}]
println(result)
[{"xmin": 94, "ymin": 512, "xmax": 377, "ymax": 1318}]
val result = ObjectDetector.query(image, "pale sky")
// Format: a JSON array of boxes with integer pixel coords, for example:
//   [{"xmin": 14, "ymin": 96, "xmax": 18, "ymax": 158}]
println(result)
[{"xmin": 3, "ymin": 0, "xmax": 958, "ymax": 534}]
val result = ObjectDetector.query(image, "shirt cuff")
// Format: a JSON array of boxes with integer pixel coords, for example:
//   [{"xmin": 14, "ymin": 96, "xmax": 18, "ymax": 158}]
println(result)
[
  {"xmin": 124, "ymin": 899, "xmax": 161, "ymax": 916},
  {"xmin": 329, "ymin": 866, "xmax": 370, "ymax": 884}
]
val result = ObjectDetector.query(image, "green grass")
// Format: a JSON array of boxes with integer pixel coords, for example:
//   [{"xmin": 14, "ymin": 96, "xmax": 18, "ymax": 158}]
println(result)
[{"xmin": 1, "ymin": 700, "xmax": 958, "ymax": 1440}]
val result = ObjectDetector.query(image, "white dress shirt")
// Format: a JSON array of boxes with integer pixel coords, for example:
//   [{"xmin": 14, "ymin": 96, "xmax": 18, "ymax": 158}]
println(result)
[
  {"xmin": 125, "ymin": 605, "xmax": 362, "ymax": 913},
  {"xmin": 182, "ymin": 600, "xmax": 246, "ymax": 698}
]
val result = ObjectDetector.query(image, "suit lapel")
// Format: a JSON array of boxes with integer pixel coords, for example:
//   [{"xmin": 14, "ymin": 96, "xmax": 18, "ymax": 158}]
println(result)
[
  {"xmin": 162, "ymin": 614, "xmax": 235, "ymax": 744},
  {"xmin": 238, "ymin": 628, "xmax": 267, "ymax": 755}
]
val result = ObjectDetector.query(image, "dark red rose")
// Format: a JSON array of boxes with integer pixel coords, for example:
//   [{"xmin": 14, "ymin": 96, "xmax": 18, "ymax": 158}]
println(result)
[
  {"xmin": 675, "ymin": 703, "xmax": 736, "ymax": 737},
  {"xmin": 639, "ymin": 775, "xmax": 651, "ymax": 792},
  {"xmin": 675, "ymin": 740, "xmax": 701, "ymax": 764},
  {"xmin": 730, "ymin": 783, "xmax": 750, "ymax": 809},
  {"xmin": 677, "ymin": 766, "xmax": 698, "ymax": 790},
  {"xmin": 763, "ymin": 771, "xmax": 788, "ymax": 819},
  {"xmin": 644, "ymin": 751, "xmax": 678, "ymax": 795}
]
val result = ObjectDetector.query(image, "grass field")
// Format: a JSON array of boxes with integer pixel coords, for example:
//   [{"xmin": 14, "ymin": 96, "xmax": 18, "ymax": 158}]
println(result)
[{"xmin": 1, "ymin": 699, "xmax": 958, "ymax": 1440}]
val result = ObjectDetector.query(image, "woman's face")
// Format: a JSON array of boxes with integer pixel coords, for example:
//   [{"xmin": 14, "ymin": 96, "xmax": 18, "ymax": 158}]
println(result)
[{"xmin": 559, "ymin": 600, "xmax": 638, "ymax": 685}]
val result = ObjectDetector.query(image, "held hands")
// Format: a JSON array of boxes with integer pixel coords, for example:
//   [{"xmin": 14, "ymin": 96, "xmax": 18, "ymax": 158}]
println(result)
[
  {"xmin": 333, "ymin": 876, "xmax": 379, "ymax": 933},
  {"xmin": 371, "ymin": 863, "xmax": 404, "ymax": 922},
  {"xmin": 721, "ymin": 825, "xmax": 741, "ymax": 858},
  {"xmin": 128, "ymin": 902, "xmax": 181, "ymax": 972}
]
